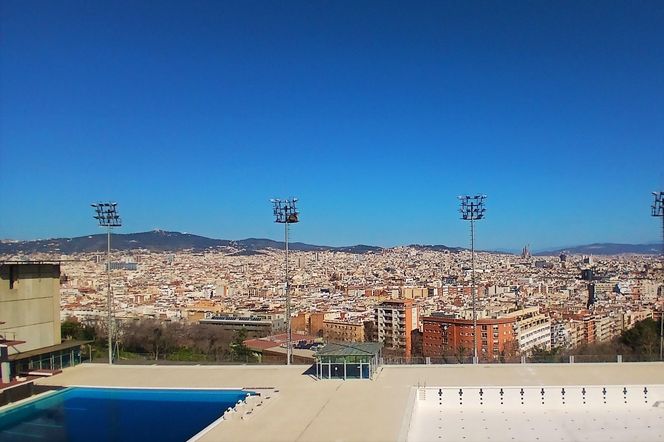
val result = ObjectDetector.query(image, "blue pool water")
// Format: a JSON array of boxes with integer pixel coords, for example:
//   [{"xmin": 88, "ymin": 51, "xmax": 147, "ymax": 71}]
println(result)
[{"xmin": 0, "ymin": 387, "xmax": 251, "ymax": 442}]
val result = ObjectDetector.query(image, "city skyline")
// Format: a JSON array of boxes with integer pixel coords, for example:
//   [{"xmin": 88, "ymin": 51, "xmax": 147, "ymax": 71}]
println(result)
[{"xmin": 1, "ymin": 1, "xmax": 663, "ymax": 249}]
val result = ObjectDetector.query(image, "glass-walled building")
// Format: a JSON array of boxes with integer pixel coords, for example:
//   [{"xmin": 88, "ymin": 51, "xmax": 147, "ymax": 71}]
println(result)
[{"xmin": 315, "ymin": 342, "xmax": 382, "ymax": 380}]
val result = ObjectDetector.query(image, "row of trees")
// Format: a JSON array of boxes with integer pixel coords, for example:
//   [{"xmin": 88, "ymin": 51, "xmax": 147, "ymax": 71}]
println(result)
[{"xmin": 62, "ymin": 318, "xmax": 255, "ymax": 363}]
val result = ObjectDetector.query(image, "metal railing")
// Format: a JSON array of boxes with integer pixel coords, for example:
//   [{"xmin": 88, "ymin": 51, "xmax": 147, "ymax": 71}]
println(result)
[{"xmin": 79, "ymin": 349, "xmax": 663, "ymax": 366}]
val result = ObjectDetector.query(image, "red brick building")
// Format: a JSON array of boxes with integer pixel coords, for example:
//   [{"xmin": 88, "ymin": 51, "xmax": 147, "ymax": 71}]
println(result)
[{"xmin": 422, "ymin": 315, "xmax": 516, "ymax": 359}]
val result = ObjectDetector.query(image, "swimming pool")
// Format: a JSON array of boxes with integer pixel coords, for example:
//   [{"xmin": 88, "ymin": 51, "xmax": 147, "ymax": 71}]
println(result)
[{"xmin": 0, "ymin": 387, "xmax": 252, "ymax": 442}]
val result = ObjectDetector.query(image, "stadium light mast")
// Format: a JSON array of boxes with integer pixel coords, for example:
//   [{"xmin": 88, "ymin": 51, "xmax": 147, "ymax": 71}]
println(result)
[
  {"xmin": 458, "ymin": 195, "xmax": 486, "ymax": 364},
  {"xmin": 652, "ymin": 191, "xmax": 664, "ymax": 360},
  {"xmin": 271, "ymin": 198, "xmax": 299, "ymax": 365},
  {"xmin": 91, "ymin": 202, "xmax": 122, "ymax": 365}
]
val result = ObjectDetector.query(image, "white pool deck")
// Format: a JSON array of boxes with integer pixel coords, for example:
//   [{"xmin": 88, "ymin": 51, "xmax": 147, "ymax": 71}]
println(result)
[
  {"xmin": 407, "ymin": 385, "xmax": 664, "ymax": 442},
  {"xmin": 31, "ymin": 362, "xmax": 664, "ymax": 442}
]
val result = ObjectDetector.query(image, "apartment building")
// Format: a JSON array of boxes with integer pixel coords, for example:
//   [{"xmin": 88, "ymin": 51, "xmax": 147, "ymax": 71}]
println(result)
[
  {"xmin": 400, "ymin": 287, "xmax": 429, "ymax": 299},
  {"xmin": 292, "ymin": 312, "xmax": 328, "ymax": 336},
  {"xmin": 504, "ymin": 307, "xmax": 552, "ymax": 354},
  {"xmin": 566, "ymin": 320, "xmax": 587, "ymax": 348},
  {"xmin": 550, "ymin": 321, "xmax": 570, "ymax": 348},
  {"xmin": 565, "ymin": 314, "xmax": 596, "ymax": 346},
  {"xmin": 593, "ymin": 315, "xmax": 620, "ymax": 343},
  {"xmin": 422, "ymin": 315, "xmax": 515, "ymax": 359},
  {"xmin": 323, "ymin": 320, "xmax": 365, "ymax": 342},
  {"xmin": 422, "ymin": 306, "xmax": 551, "ymax": 358},
  {"xmin": 375, "ymin": 299, "xmax": 418, "ymax": 357},
  {"xmin": 621, "ymin": 310, "xmax": 652, "ymax": 331}
]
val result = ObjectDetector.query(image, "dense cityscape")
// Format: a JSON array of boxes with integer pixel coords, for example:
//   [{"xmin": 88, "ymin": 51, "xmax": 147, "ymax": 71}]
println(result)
[{"xmin": 4, "ymin": 238, "xmax": 661, "ymax": 363}]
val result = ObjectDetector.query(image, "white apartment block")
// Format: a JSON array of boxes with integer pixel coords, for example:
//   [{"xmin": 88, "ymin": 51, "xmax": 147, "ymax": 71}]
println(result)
[{"xmin": 508, "ymin": 307, "xmax": 552, "ymax": 354}]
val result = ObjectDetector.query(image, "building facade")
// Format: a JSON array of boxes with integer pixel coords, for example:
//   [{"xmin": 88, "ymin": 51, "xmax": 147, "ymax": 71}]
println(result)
[
  {"xmin": 507, "ymin": 307, "xmax": 552, "ymax": 354},
  {"xmin": 422, "ymin": 315, "xmax": 516, "ymax": 360},
  {"xmin": 199, "ymin": 314, "xmax": 285, "ymax": 337},
  {"xmin": 1, "ymin": 262, "xmax": 86, "ymax": 383},
  {"xmin": 0, "ymin": 263, "xmax": 61, "ymax": 354},
  {"xmin": 323, "ymin": 320, "xmax": 365, "ymax": 343},
  {"xmin": 375, "ymin": 299, "xmax": 418, "ymax": 357}
]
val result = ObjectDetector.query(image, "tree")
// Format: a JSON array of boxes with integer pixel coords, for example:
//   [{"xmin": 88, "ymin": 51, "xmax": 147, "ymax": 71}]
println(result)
[
  {"xmin": 61, "ymin": 319, "xmax": 83, "ymax": 340},
  {"xmin": 619, "ymin": 318, "xmax": 659, "ymax": 360},
  {"xmin": 192, "ymin": 324, "xmax": 233, "ymax": 361},
  {"xmin": 229, "ymin": 327, "xmax": 253, "ymax": 362},
  {"xmin": 363, "ymin": 321, "xmax": 377, "ymax": 342},
  {"xmin": 120, "ymin": 319, "xmax": 173, "ymax": 359},
  {"xmin": 499, "ymin": 339, "xmax": 519, "ymax": 362},
  {"xmin": 410, "ymin": 329, "xmax": 423, "ymax": 358},
  {"xmin": 61, "ymin": 318, "xmax": 97, "ymax": 341},
  {"xmin": 454, "ymin": 345, "xmax": 469, "ymax": 363},
  {"xmin": 529, "ymin": 345, "xmax": 565, "ymax": 363}
]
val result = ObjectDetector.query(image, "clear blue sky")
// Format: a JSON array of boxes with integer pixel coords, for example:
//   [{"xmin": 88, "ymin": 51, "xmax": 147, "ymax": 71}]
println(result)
[{"xmin": 1, "ymin": 1, "xmax": 662, "ymax": 250}]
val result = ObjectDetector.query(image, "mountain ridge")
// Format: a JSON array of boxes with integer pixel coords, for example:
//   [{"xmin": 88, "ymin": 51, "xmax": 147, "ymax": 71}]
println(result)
[
  {"xmin": 0, "ymin": 230, "xmax": 384, "ymax": 255},
  {"xmin": 0, "ymin": 231, "xmax": 659, "ymax": 256},
  {"xmin": 534, "ymin": 243, "xmax": 661, "ymax": 256}
]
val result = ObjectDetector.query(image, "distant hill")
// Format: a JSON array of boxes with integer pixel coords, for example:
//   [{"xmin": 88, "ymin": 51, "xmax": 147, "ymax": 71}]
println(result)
[
  {"xmin": 2, "ymin": 232, "xmax": 656, "ymax": 257},
  {"xmin": 535, "ymin": 243, "xmax": 661, "ymax": 256},
  {"xmin": 0, "ymin": 230, "xmax": 383, "ymax": 255},
  {"xmin": 0, "ymin": 230, "xmax": 228, "ymax": 254},
  {"xmin": 409, "ymin": 244, "xmax": 464, "ymax": 253}
]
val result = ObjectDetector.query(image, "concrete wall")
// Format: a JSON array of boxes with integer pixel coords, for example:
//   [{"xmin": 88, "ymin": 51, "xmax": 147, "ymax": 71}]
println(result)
[{"xmin": 0, "ymin": 264, "xmax": 61, "ymax": 355}]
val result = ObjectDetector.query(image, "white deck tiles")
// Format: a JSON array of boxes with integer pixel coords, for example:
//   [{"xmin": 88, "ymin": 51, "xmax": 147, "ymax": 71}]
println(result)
[{"xmin": 407, "ymin": 385, "xmax": 664, "ymax": 442}]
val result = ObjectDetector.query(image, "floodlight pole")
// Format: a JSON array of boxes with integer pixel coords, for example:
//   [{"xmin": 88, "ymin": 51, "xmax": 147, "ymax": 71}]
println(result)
[
  {"xmin": 470, "ymin": 217, "xmax": 476, "ymax": 363},
  {"xmin": 107, "ymin": 223, "xmax": 112, "ymax": 365},
  {"xmin": 271, "ymin": 198, "xmax": 299, "ymax": 365},
  {"xmin": 459, "ymin": 195, "xmax": 486, "ymax": 364},
  {"xmin": 285, "ymin": 220, "xmax": 290, "ymax": 365},
  {"xmin": 652, "ymin": 191, "xmax": 664, "ymax": 360},
  {"xmin": 92, "ymin": 202, "xmax": 121, "ymax": 365}
]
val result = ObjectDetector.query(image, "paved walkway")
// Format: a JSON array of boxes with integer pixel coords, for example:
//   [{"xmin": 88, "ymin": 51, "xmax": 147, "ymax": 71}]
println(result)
[{"xmin": 36, "ymin": 362, "xmax": 664, "ymax": 442}]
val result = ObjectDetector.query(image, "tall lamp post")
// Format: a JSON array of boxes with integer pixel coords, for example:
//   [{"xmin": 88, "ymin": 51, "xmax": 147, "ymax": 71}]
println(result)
[
  {"xmin": 91, "ymin": 202, "xmax": 122, "ymax": 364},
  {"xmin": 271, "ymin": 198, "xmax": 299, "ymax": 365},
  {"xmin": 652, "ymin": 191, "xmax": 663, "ymax": 360},
  {"xmin": 459, "ymin": 195, "xmax": 486, "ymax": 364}
]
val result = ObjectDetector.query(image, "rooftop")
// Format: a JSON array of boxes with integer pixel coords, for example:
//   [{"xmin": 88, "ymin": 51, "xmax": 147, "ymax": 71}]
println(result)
[{"xmin": 317, "ymin": 342, "xmax": 383, "ymax": 357}]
